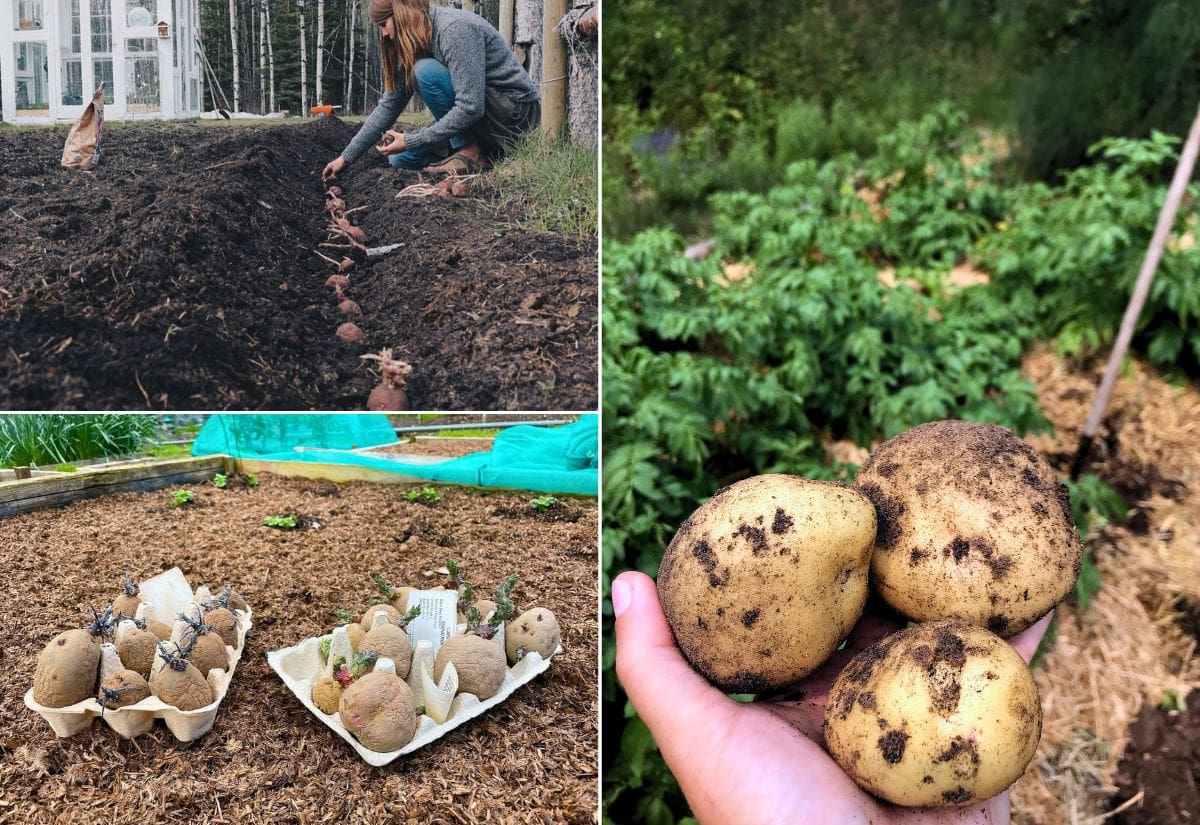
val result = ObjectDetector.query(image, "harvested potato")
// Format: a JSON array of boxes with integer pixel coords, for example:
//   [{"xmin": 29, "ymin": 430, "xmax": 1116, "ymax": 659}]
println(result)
[
  {"xmin": 855, "ymin": 420, "xmax": 1081, "ymax": 635},
  {"xmin": 505, "ymin": 607, "xmax": 560, "ymax": 664},
  {"xmin": 98, "ymin": 669, "xmax": 151, "ymax": 709},
  {"xmin": 434, "ymin": 634, "xmax": 506, "ymax": 700},
  {"xmin": 339, "ymin": 670, "xmax": 417, "ymax": 752},
  {"xmin": 657, "ymin": 475, "xmax": 876, "ymax": 691},
  {"xmin": 824, "ymin": 619, "xmax": 1041, "ymax": 806}
]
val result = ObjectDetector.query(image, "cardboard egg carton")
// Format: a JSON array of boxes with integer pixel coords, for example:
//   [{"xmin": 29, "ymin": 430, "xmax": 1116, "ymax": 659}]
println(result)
[
  {"xmin": 24, "ymin": 568, "xmax": 252, "ymax": 742},
  {"xmin": 267, "ymin": 589, "xmax": 561, "ymax": 766}
]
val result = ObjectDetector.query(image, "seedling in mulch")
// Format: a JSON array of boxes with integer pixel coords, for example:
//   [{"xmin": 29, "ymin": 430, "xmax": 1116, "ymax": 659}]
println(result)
[
  {"xmin": 170, "ymin": 489, "xmax": 195, "ymax": 507},
  {"xmin": 530, "ymin": 495, "xmax": 559, "ymax": 513},
  {"xmin": 404, "ymin": 486, "xmax": 440, "ymax": 505},
  {"xmin": 264, "ymin": 514, "xmax": 298, "ymax": 529},
  {"xmin": 213, "ymin": 473, "xmax": 228, "ymax": 489},
  {"xmin": 245, "ymin": 474, "xmax": 259, "ymax": 488},
  {"xmin": 1160, "ymin": 689, "xmax": 1187, "ymax": 713},
  {"xmin": 361, "ymin": 348, "xmax": 413, "ymax": 411}
]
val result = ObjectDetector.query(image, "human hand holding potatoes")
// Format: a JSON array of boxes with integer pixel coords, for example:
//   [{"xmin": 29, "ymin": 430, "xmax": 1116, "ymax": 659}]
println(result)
[{"xmin": 613, "ymin": 421, "xmax": 1079, "ymax": 821}]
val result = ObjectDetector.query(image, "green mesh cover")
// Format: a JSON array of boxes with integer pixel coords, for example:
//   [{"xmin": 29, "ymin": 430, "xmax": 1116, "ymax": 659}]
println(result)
[{"xmin": 191, "ymin": 414, "xmax": 597, "ymax": 496}]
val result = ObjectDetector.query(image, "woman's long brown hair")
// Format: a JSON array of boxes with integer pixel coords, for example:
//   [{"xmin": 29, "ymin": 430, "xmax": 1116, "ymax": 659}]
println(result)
[{"xmin": 368, "ymin": 0, "xmax": 433, "ymax": 94}]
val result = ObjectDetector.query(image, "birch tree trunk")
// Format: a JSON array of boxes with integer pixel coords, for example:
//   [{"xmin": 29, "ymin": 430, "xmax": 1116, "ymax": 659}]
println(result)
[
  {"xmin": 346, "ymin": 0, "xmax": 357, "ymax": 115},
  {"xmin": 229, "ymin": 0, "xmax": 241, "ymax": 111},
  {"xmin": 315, "ymin": 0, "xmax": 325, "ymax": 106},
  {"xmin": 258, "ymin": 0, "xmax": 266, "ymax": 111},
  {"xmin": 266, "ymin": 0, "xmax": 276, "ymax": 112},
  {"xmin": 299, "ymin": 0, "xmax": 309, "ymax": 112}
]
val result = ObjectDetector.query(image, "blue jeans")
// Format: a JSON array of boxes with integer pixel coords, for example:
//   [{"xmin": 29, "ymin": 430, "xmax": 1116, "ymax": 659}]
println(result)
[{"xmin": 388, "ymin": 58, "xmax": 467, "ymax": 169}]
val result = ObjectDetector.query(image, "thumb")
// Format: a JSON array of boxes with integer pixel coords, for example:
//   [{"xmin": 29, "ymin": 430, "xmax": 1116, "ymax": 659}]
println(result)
[{"xmin": 612, "ymin": 571, "xmax": 738, "ymax": 746}]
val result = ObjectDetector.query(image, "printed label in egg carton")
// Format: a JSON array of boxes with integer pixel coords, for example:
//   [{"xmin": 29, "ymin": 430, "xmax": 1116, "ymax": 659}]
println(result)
[{"xmin": 404, "ymin": 590, "xmax": 457, "ymax": 653}]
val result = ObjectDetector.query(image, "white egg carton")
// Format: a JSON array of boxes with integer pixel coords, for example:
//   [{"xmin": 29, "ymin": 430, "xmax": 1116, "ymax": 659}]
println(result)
[
  {"xmin": 268, "ymin": 609, "xmax": 561, "ymax": 766},
  {"xmin": 24, "ymin": 567, "xmax": 253, "ymax": 742}
]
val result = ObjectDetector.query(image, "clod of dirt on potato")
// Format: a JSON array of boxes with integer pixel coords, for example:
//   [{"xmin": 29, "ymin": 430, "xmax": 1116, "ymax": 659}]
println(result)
[
  {"xmin": 149, "ymin": 640, "xmax": 214, "ymax": 711},
  {"xmin": 336, "ymin": 322, "xmax": 365, "ymax": 344},
  {"xmin": 113, "ymin": 571, "xmax": 144, "ymax": 617},
  {"xmin": 506, "ymin": 607, "xmax": 561, "ymax": 664},
  {"xmin": 115, "ymin": 618, "xmax": 160, "ymax": 679},
  {"xmin": 32, "ymin": 607, "xmax": 117, "ymax": 708},
  {"xmin": 98, "ymin": 669, "xmax": 151, "ymax": 709},
  {"xmin": 823, "ymin": 619, "xmax": 1042, "ymax": 807},
  {"xmin": 361, "ymin": 348, "xmax": 412, "ymax": 411},
  {"xmin": 854, "ymin": 420, "xmax": 1082, "ymax": 635},
  {"xmin": 338, "ymin": 659, "xmax": 418, "ymax": 752},
  {"xmin": 178, "ymin": 609, "xmax": 230, "ymax": 678},
  {"xmin": 658, "ymin": 474, "xmax": 877, "ymax": 692}
]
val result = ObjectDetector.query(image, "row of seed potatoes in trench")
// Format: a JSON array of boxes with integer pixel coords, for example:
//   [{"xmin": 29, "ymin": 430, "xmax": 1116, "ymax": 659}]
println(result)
[{"xmin": 318, "ymin": 180, "xmax": 414, "ymax": 410}]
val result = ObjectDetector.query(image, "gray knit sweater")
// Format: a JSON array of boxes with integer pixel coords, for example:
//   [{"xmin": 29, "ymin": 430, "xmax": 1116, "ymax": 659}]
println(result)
[{"xmin": 341, "ymin": 6, "xmax": 539, "ymax": 163}]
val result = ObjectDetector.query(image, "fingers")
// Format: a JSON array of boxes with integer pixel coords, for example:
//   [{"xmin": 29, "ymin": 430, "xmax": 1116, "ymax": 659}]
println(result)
[
  {"xmin": 612, "ymin": 572, "xmax": 739, "ymax": 750},
  {"xmin": 1008, "ymin": 610, "xmax": 1053, "ymax": 664}
]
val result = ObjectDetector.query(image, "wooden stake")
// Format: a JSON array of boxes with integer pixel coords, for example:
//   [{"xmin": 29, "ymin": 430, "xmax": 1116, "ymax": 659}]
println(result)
[
  {"xmin": 540, "ymin": 0, "xmax": 567, "ymax": 134},
  {"xmin": 1070, "ymin": 101, "xmax": 1200, "ymax": 479},
  {"xmin": 500, "ymin": 0, "xmax": 514, "ymax": 47}
]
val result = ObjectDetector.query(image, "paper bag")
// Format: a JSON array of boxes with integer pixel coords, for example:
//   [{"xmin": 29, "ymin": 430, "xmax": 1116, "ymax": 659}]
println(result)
[{"xmin": 61, "ymin": 84, "xmax": 106, "ymax": 170}]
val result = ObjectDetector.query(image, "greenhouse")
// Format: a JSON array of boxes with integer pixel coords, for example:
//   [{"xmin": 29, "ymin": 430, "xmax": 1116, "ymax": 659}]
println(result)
[{"xmin": 0, "ymin": 0, "xmax": 203, "ymax": 122}]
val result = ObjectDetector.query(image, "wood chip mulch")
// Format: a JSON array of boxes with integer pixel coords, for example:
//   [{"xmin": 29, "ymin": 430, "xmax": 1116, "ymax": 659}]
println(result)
[{"xmin": 0, "ymin": 474, "xmax": 598, "ymax": 824}]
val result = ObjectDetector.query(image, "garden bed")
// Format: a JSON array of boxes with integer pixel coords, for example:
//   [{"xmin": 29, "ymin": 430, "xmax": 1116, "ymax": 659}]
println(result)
[
  {"xmin": 0, "ymin": 474, "xmax": 598, "ymax": 823},
  {"xmin": 0, "ymin": 119, "xmax": 596, "ymax": 411}
]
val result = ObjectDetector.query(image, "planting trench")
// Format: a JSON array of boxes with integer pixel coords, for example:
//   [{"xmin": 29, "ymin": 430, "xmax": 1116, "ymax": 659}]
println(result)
[
  {"xmin": 0, "ymin": 472, "xmax": 598, "ymax": 823},
  {"xmin": 0, "ymin": 118, "xmax": 596, "ymax": 410}
]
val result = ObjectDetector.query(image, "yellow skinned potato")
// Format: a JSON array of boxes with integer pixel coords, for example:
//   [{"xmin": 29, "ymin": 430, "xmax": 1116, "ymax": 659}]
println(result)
[
  {"xmin": 657, "ymin": 475, "xmax": 876, "ymax": 692},
  {"xmin": 823, "ymin": 619, "xmax": 1042, "ymax": 807},
  {"xmin": 855, "ymin": 421, "xmax": 1081, "ymax": 636}
]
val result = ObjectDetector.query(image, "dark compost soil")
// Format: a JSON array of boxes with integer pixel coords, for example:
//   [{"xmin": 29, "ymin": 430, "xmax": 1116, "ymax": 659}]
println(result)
[
  {"xmin": 1111, "ymin": 692, "xmax": 1200, "ymax": 825},
  {"xmin": 0, "ymin": 119, "xmax": 597, "ymax": 410},
  {"xmin": 0, "ymin": 475, "xmax": 598, "ymax": 823}
]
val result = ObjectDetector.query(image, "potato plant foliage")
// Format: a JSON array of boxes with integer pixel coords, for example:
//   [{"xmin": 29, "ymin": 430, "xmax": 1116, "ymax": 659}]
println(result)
[{"xmin": 601, "ymin": 106, "xmax": 1179, "ymax": 822}]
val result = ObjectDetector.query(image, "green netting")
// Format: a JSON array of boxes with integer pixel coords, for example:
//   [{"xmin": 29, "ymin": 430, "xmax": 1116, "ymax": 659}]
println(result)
[{"xmin": 191, "ymin": 414, "xmax": 597, "ymax": 497}]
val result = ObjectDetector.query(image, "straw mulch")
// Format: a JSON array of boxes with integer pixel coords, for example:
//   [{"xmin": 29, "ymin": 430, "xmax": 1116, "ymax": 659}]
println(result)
[
  {"xmin": 0, "ymin": 475, "xmax": 598, "ymax": 824},
  {"xmin": 1011, "ymin": 346, "xmax": 1200, "ymax": 825}
]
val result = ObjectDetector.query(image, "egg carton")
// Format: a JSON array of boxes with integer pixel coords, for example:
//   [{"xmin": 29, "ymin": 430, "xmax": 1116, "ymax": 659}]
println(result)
[
  {"xmin": 23, "ymin": 567, "xmax": 253, "ymax": 742},
  {"xmin": 268, "ymin": 620, "xmax": 561, "ymax": 767}
]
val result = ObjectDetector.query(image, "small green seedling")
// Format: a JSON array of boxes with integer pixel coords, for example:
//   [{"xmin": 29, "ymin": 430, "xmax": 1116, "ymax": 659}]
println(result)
[
  {"xmin": 1159, "ymin": 689, "xmax": 1187, "ymax": 713},
  {"xmin": 213, "ymin": 473, "xmax": 228, "ymax": 489},
  {"xmin": 404, "ymin": 486, "xmax": 441, "ymax": 505},
  {"xmin": 244, "ymin": 474, "xmax": 259, "ymax": 488},
  {"xmin": 263, "ymin": 514, "xmax": 298, "ymax": 529},
  {"xmin": 351, "ymin": 650, "xmax": 379, "ymax": 678},
  {"xmin": 170, "ymin": 489, "xmax": 195, "ymax": 507},
  {"xmin": 530, "ymin": 495, "xmax": 559, "ymax": 513}
]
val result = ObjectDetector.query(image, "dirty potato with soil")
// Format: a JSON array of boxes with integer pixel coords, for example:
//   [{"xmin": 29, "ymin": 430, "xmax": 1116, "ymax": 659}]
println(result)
[
  {"xmin": 657, "ymin": 475, "xmax": 877, "ymax": 692},
  {"xmin": 823, "ymin": 619, "xmax": 1041, "ymax": 807},
  {"xmin": 855, "ymin": 420, "xmax": 1081, "ymax": 636}
]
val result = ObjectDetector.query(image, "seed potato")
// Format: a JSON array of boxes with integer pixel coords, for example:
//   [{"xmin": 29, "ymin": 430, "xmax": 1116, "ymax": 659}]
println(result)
[
  {"xmin": 823, "ymin": 619, "xmax": 1041, "ymax": 807},
  {"xmin": 657, "ymin": 474, "xmax": 877, "ymax": 692},
  {"xmin": 855, "ymin": 420, "xmax": 1081, "ymax": 636}
]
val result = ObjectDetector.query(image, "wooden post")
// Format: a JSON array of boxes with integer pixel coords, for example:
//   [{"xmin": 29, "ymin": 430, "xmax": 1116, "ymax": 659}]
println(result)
[
  {"xmin": 1070, "ymin": 101, "xmax": 1200, "ymax": 479},
  {"xmin": 14, "ymin": 467, "xmax": 31, "ymax": 480},
  {"xmin": 500, "ymin": 0, "xmax": 514, "ymax": 47},
  {"xmin": 540, "ymin": 0, "xmax": 567, "ymax": 133},
  {"xmin": 462, "ymin": 0, "xmax": 475, "ymax": 12}
]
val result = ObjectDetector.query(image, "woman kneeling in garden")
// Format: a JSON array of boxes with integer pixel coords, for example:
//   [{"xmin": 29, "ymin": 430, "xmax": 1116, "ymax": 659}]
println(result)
[{"xmin": 323, "ymin": 0, "xmax": 540, "ymax": 178}]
